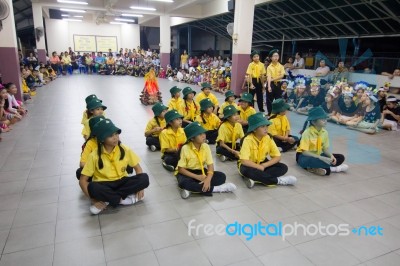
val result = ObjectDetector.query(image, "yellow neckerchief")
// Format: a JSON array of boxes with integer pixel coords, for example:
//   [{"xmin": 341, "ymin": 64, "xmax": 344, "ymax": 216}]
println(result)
[
  {"xmin": 190, "ymin": 142, "xmax": 205, "ymax": 175},
  {"xmin": 204, "ymin": 112, "xmax": 217, "ymax": 128},
  {"xmin": 252, "ymin": 61, "xmax": 261, "ymax": 82},
  {"xmin": 225, "ymin": 122, "xmax": 237, "ymax": 150},
  {"xmin": 168, "ymin": 127, "xmax": 181, "ymax": 148},
  {"xmin": 185, "ymin": 100, "xmax": 196, "ymax": 121},
  {"xmin": 102, "ymin": 145, "xmax": 123, "ymax": 176},
  {"xmin": 309, "ymin": 126, "xmax": 323, "ymax": 155},
  {"xmin": 276, "ymin": 114, "xmax": 289, "ymax": 135},
  {"xmin": 251, "ymin": 133, "xmax": 265, "ymax": 164}
]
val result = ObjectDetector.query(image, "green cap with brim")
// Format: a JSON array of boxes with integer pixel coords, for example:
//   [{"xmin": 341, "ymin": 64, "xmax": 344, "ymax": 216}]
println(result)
[
  {"xmin": 271, "ymin": 98, "xmax": 290, "ymax": 114},
  {"xmin": 89, "ymin": 115, "xmax": 106, "ymax": 136},
  {"xmin": 200, "ymin": 98, "xmax": 214, "ymax": 111},
  {"xmin": 170, "ymin": 86, "xmax": 181, "ymax": 96},
  {"xmin": 86, "ymin": 99, "xmax": 107, "ymax": 111},
  {"xmin": 247, "ymin": 112, "xmax": 272, "ymax": 133},
  {"xmin": 239, "ymin": 92, "xmax": 253, "ymax": 103},
  {"xmin": 94, "ymin": 119, "xmax": 122, "ymax": 143},
  {"xmin": 250, "ymin": 50, "xmax": 259, "ymax": 58},
  {"xmin": 184, "ymin": 121, "xmax": 207, "ymax": 140},
  {"xmin": 222, "ymin": 105, "xmax": 238, "ymax": 119},
  {"xmin": 182, "ymin": 87, "xmax": 196, "ymax": 98},
  {"xmin": 306, "ymin": 106, "xmax": 330, "ymax": 121},
  {"xmin": 85, "ymin": 94, "xmax": 100, "ymax": 104},
  {"xmin": 152, "ymin": 102, "xmax": 168, "ymax": 116},
  {"xmin": 201, "ymin": 82, "xmax": 212, "ymax": 90},
  {"xmin": 224, "ymin": 90, "xmax": 236, "ymax": 101},
  {"xmin": 165, "ymin": 109, "xmax": 183, "ymax": 124}
]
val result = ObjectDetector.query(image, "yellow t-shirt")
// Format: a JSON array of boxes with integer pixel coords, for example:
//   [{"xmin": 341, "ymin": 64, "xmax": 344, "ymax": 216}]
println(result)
[
  {"xmin": 267, "ymin": 62, "xmax": 285, "ymax": 80},
  {"xmin": 80, "ymin": 138, "xmax": 98, "ymax": 164},
  {"xmin": 296, "ymin": 126, "xmax": 329, "ymax": 155},
  {"xmin": 195, "ymin": 91, "xmax": 219, "ymax": 106},
  {"xmin": 81, "ymin": 118, "xmax": 90, "ymax": 137},
  {"xmin": 182, "ymin": 100, "xmax": 200, "ymax": 121},
  {"xmin": 239, "ymin": 133, "xmax": 281, "ymax": 164},
  {"xmin": 81, "ymin": 110, "xmax": 106, "ymax": 125},
  {"xmin": 145, "ymin": 117, "xmax": 167, "ymax": 137},
  {"xmin": 81, "ymin": 144, "xmax": 140, "ymax": 182},
  {"xmin": 159, "ymin": 127, "xmax": 187, "ymax": 155},
  {"xmin": 269, "ymin": 115, "xmax": 291, "ymax": 136},
  {"xmin": 195, "ymin": 113, "xmax": 221, "ymax": 131},
  {"xmin": 219, "ymin": 102, "xmax": 238, "ymax": 116},
  {"xmin": 238, "ymin": 106, "xmax": 256, "ymax": 122},
  {"xmin": 62, "ymin": 55, "xmax": 71, "ymax": 64},
  {"xmin": 106, "ymin": 58, "xmax": 115, "ymax": 64},
  {"xmin": 216, "ymin": 122, "xmax": 244, "ymax": 147},
  {"xmin": 176, "ymin": 142, "xmax": 213, "ymax": 174},
  {"xmin": 246, "ymin": 61, "xmax": 266, "ymax": 79},
  {"xmin": 181, "ymin": 54, "xmax": 188, "ymax": 64},
  {"xmin": 168, "ymin": 98, "xmax": 185, "ymax": 116}
]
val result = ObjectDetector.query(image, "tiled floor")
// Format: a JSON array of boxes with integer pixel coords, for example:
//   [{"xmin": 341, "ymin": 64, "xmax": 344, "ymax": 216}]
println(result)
[{"xmin": 0, "ymin": 75, "xmax": 399, "ymax": 266}]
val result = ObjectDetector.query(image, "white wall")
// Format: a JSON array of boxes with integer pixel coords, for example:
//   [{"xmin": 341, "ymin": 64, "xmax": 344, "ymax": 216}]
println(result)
[{"xmin": 45, "ymin": 18, "xmax": 140, "ymax": 53}]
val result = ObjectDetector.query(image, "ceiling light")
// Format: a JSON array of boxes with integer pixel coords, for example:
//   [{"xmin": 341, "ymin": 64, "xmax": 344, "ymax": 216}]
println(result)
[
  {"xmin": 121, "ymin": 13, "xmax": 143, "ymax": 17},
  {"xmin": 73, "ymin": 15, "xmax": 83, "ymax": 18},
  {"xmin": 57, "ymin": 0, "xmax": 88, "ymax": 5},
  {"xmin": 61, "ymin": 14, "xmax": 69, "ymax": 17},
  {"xmin": 115, "ymin": 18, "xmax": 135, "ymax": 22},
  {"xmin": 60, "ymin": 8, "xmax": 86, "ymax": 13},
  {"xmin": 130, "ymin": 6, "xmax": 156, "ymax": 11},
  {"xmin": 110, "ymin": 22, "xmax": 127, "ymax": 25},
  {"xmin": 63, "ymin": 19, "xmax": 82, "ymax": 22}
]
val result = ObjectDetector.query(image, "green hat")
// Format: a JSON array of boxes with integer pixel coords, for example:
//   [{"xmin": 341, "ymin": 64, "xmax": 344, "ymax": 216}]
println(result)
[
  {"xmin": 224, "ymin": 90, "xmax": 236, "ymax": 101},
  {"xmin": 201, "ymin": 82, "xmax": 212, "ymax": 90},
  {"xmin": 250, "ymin": 50, "xmax": 259, "ymax": 58},
  {"xmin": 306, "ymin": 106, "xmax": 329, "ymax": 121},
  {"xmin": 271, "ymin": 98, "xmax": 290, "ymax": 114},
  {"xmin": 182, "ymin": 87, "xmax": 196, "ymax": 98},
  {"xmin": 239, "ymin": 92, "xmax": 253, "ymax": 103},
  {"xmin": 152, "ymin": 102, "xmax": 168, "ymax": 116},
  {"xmin": 268, "ymin": 49, "xmax": 279, "ymax": 57},
  {"xmin": 85, "ymin": 94, "xmax": 101, "ymax": 104},
  {"xmin": 223, "ymin": 105, "xmax": 238, "ymax": 119},
  {"xmin": 94, "ymin": 119, "xmax": 122, "ymax": 143},
  {"xmin": 89, "ymin": 115, "xmax": 106, "ymax": 136},
  {"xmin": 86, "ymin": 99, "xmax": 107, "ymax": 111},
  {"xmin": 200, "ymin": 98, "xmax": 214, "ymax": 111},
  {"xmin": 247, "ymin": 112, "xmax": 271, "ymax": 133},
  {"xmin": 184, "ymin": 121, "xmax": 207, "ymax": 140},
  {"xmin": 170, "ymin": 86, "xmax": 181, "ymax": 96},
  {"xmin": 165, "ymin": 109, "xmax": 183, "ymax": 124}
]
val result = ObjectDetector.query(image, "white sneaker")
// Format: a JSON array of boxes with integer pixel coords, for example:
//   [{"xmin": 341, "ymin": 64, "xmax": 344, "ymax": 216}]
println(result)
[
  {"xmin": 307, "ymin": 168, "xmax": 327, "ymax": 176},
  {"xmin": 277, "ymin": 175, "xmax": 297, "ymax": 186},
  {"xmin": 120, "ymin": 197, "xmax": 134, "ymax": 205},
  {"xmin": 180, "ymin": 189, "xmax": 191, "ymax": 199},
  {"xmin": 128, "ymin": 194, "xmax": 144, "ymax": 204},
  {"xmin": 331, "ymin": 164, "xmax": 349, "ymax": 173},
  {"xmin": 214, "ymin": 182, "xmax": 237, "ymax": 193},
  {"xmin": 150, "ymin": 145, "xmax": 157, "ymax": 152},
  {"xmin": 89, "ymin": 202, "xmax": 109, "ymax": 215},
  {"xmin": 244, "ymin": 177, "xmax": 255, "ymax": 189},
  {"xmin": 219, "ymin": 155, "xmax": 227, "ymax": 162}
]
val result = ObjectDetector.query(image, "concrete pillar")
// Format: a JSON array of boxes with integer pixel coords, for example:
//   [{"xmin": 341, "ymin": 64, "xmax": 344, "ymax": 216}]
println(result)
[
  {"xmin": 32, "ymin": 4, "xmax": 47, "ymax": 63},
  {"xmin": 159, "ymin": 15, "xmax": 171, "ymax": 67},
  {"xmin": 0, "ymin": 0, "xmax": 23, "ymax": 100},
  {"xmin": 231, "ymin": 0, "xmax": 255, "ymax": 96}
]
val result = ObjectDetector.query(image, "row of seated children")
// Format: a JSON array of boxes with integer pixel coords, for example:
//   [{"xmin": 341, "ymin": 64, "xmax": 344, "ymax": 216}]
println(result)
[
  {"xmin": 0, "ymin": 82, "xmax": 28, "ymax": 140},
  {"xmin": 77, "ymin": 94, "xmax": 149, "ymax": 215}
]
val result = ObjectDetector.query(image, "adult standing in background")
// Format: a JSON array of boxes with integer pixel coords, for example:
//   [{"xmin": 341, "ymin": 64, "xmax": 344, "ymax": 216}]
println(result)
[
  {"xmin": 181, "ymin": 50, "xmax": 189, "ymax": 70},
  {"xmin": 246, "ymin": 50, "xmax": 266, "ymax": 113},
  {"xmin": 293, "ymin": 52, "xmax": 305, "ymax": 69},
  {"xmin": 266, "ymin": 49, "xmax": 285, "ymax": 115}
]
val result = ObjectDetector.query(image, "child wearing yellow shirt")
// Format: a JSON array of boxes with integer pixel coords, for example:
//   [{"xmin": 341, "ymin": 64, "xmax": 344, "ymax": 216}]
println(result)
[
  {"xmin": 195, "ymin": 98, "xmax": 221, "ymax": 144},
  {"xmin": 269, "ymin": 99, "xmax": 299, "ymax": 152},
  {"xmin": 182, "ymin": 87, "xmax": 200, "ymax": 127},
  {"xmin": 296, "ymin": 106, "xmax": 348, "ymax": 176},
  {"xmin": 237, "ymin": 92, "xmax": 256, "ymax": 133},
  {"xmin": 159, "ymin": 110, "xmax": 187, "ymax": 172},
  {"xmin": 145, "ymin": 103, "xmax": 168, "ymax": 151},
  {"xmin": 216, "ymin": 106, "xmax": 244, "ymax": 161},
  {"xmin": 79, "ymin": 119, "xmax": 149, "ymax": 215},
  {"xmin": 82, "ymin": 99, "xmax": 107, "ymax": 140},
  {"xmin": 238, "ymin": 113, "xmax": 297, "ymax": 188},
  {"xmin": 176, "ymin": 122, "xmax": 237, "ymax": 199},
  {"xmin": 168, "ymin": 86, "xmax": 184, "ymax": 116},
  {"xmin": 218, "ymin": 90, "xmax": 238, "ymax": 118},
  {"xmin": 195, "ymin": 82, "xmax": 219, "ymax": 114}
]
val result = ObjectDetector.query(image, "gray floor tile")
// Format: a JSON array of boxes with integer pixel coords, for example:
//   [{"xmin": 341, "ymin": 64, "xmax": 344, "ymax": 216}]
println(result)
[{"xmin": 0, "ymin": 245, "xmax": 54, "ymax": 266}]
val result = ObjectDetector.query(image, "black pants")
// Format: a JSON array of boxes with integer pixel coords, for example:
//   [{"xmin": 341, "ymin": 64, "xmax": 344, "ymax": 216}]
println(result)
[
  {"xmin": 206, "ymin": 130, "xmax": 218, "ymax": 144},
  {"xmin": 216, "ymin": 142, "xmax": 240, "ymax": 160},
  {"xmin": 87, "ymin": 173, "xmax": 149, "ymax": 207},
  {"xmin": 266, "ymin": 82, "xmax": 282, "ymax": 115},
  {"xmin": 239, "ymin": 160, "xmax": 288, "ymax": 185},
  {"xmin": 176, "ymin": 169, "xmax": 226, "ymax": 195},
  {"xmin": 76, "ymin": 166, "xmax": 133, "ymax": 180},
  {"xmin": 146, "ymin": 136, "xmax": 161, "ymax": 150},
  {"xmin": 296, "ymin": 152, "xmax": 345, "ymax": 176},
  {"xmin": 163, "ymin": 152, "xmax": 179, "ymax": 168},
  {"xmin": 252, "ymin": 78, "xmax": 265, "ymax": 112},
  {"xmin": 273, "ymin": 135, "xmax": 300, "ymax": 152}
]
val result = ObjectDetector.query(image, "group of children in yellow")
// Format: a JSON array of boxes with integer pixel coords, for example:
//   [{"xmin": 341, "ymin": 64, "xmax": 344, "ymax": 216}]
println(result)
[{"xmin": 78, "ymin": 81, "xmax": 349, "ymax": 214}]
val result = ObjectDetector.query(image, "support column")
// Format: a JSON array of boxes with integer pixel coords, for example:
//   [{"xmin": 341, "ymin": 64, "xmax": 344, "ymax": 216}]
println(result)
[
  {"xmin": 231, "ymin": 0, "xmax": 255, "ymax": 96},
  {"xmin": 0, "ymin": 0, "xmax": 23, "ymax": 100},
  {"xmin": 187, "ymin": 25, "xmax": 192, "ymax": 55},
  {"xmin": 32, "ymin": 4, "xmax": 46, "ymax": 63},
  {"xmin": 159, "ymin": 15, "xmax": 171, "ymax": 68}
]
